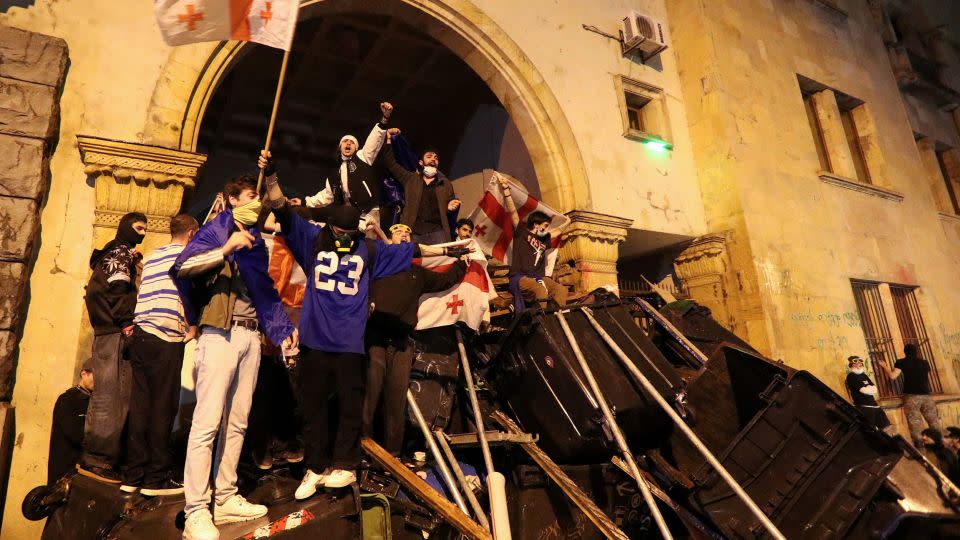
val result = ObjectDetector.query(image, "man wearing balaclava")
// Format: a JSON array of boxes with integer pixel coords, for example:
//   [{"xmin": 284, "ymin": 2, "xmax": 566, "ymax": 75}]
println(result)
[
  {"xmin": 171, "ymin": 173, "xmax": 298, "ymax": 539},
  {"xmin": 259, "ymin": 151, "xmax": 472, "ymax": 501},
  {"xmin": 303, "ymin": 101, "xmax": 394, "ymax": 235},
  {"xmin": 78, "ymin": 211, "xmax": 147, "ymax": 484}
]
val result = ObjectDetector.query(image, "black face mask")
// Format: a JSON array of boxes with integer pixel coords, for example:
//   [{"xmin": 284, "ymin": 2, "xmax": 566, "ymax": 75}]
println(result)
[
  {"xmin": 116, "ymin": 213, "xmax": 146, "ymax": 246},
  {"xmin": 335, "ymin": 231, "xmax": 363, "ymax": 254}
]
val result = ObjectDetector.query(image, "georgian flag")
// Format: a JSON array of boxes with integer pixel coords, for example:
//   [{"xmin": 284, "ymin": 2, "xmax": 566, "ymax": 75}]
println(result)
[
  {"xmin": 155, "ymin": 0, "xmax": 299, "ymax": 51},
  {"xmin": 415, "ymin": 239, "xmax": 497, "ymax": 331},
  {"xmin": 466, "ymin": 169, "xmax": 569, "ymax": 276}
]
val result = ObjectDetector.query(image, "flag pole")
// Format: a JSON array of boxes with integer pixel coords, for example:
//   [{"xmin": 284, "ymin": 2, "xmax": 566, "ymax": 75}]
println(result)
[{"xmin": 256, "ymin": 47, "xmax": 292, "ymax": 195}]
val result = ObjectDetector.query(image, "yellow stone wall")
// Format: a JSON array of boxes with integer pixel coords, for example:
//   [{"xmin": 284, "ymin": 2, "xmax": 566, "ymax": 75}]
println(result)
[
  {"xmin": 666, "ymin": 0, "xmax": 960, "ymax": 397},
  {"xmin": 0, "ymin": 0, "xmax": 707, "ymax": 536}
]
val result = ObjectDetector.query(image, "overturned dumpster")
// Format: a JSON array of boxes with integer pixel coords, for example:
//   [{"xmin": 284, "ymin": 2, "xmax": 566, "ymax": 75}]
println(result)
[{"xmin": 27, "ymin": 295, "xmax": 960, "ymax": 539}]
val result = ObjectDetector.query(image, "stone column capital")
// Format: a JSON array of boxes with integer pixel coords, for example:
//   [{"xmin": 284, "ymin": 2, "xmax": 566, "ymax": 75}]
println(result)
[
  {"xmin": 557, "ymin": 210, "xmax": 633, "ymax": 294},
  {"xmin": 561, "ymin": 209, "xmax": 634, "ymax": 244},
  {"xmin": 77, "ymin": 135, "xmax": 206, "ymax": 235},
  {"xmin": 673, "ymin": 233, "xmax": 729, "ymax": 284},
  {"xmin": 77, "ymin": 135, "xmax": 206, "ymax": 187}
]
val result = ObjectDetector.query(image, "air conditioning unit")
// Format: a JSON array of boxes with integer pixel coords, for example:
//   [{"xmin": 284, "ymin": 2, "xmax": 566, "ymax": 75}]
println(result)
[{"xmin": 621, "ymin": 12, "xmax": 668, "ymax": 61}]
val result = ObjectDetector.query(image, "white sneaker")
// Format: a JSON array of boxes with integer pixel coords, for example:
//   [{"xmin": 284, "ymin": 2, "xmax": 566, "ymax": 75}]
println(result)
[
  {"xmin": 295, "ymin": 468, "xmax": 330, "ymax": 500},
  {"xmin": 213, "ymin": 494, "xmax": 267, "ymax": 525},
  {"xmin": 183, "ymin": 510, "xmax": 219, "ymax": 540},
  {"xmin": 323, "ymin": 469, "xmax": 356, "ymax": 489}
]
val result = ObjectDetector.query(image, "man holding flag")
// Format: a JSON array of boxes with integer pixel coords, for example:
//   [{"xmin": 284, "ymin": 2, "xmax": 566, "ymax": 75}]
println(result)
[
  {"xmin": 155, "ymin": 3, "xmax": 301, "ymax": 539},
  {"xmin": 467, "ymin": 171, "xmax": 570, "ymax": 312}
]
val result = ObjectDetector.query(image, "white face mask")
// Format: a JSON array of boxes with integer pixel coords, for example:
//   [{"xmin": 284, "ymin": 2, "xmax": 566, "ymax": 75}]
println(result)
[
  {"xmin": 851, "ymin": 367, "xmax": 864, "ymax": 375},
  {"xmin": 422, "ymin": 166, "xmax": 438, "ymax": 178}
]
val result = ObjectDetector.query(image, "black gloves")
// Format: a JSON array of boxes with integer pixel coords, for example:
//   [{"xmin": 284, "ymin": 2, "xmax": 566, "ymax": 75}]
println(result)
[{"xmin": 444, "ymin": 246, "xmax": 472, "ymax": 258}]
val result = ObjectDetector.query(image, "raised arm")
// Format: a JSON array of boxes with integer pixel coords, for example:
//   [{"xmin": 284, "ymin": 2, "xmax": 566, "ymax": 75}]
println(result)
[
  {"xmin": 358, "ymin": 102, "xmax": 393, "ymax": 165},
  {"xmin": 495, "ymin": 173, "xmax": 520, "ymax": 228},
  {"xmin": 381, "ymin": 134, "xmax": 414, "ymax": 183}
]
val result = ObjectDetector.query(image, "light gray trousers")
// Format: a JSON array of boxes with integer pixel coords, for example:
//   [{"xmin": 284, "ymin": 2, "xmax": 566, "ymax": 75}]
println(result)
[{"xmin": 184, "ymin": 326, "xmax": 261, "ymax": 517}]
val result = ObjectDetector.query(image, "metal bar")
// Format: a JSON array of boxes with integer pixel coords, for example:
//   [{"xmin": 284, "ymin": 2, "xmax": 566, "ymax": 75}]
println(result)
[
  {"xmin": 634, "ymin": 298, "xmax": 709, "ymax": 366},
  {"xmin": 554, "ymin": 312, "xmax": 674, "ymax": 540},
  {"xmin": 456, "ymin": 330, "xmax": 494, "ymax": 476},
  {"xmin": 406, "ymin": 390, "xmax": 470, "ymax": 515},
  {"xmin": 581, "ymin": 307, "xmax": 787, "ymax": 540},
  {"xmin": 436, "ymin": 430, "xmax": 491, "ymax": 531}
]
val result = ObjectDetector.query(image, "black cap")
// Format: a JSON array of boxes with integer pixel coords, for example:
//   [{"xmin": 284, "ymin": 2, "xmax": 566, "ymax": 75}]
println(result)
[
  {"xmin": 946, "ymin": 427, "xmax": 960, "ymax": 439},
  {"xmin": 328, "ymin": 205, "xmax": 361, "ymax": 230}
]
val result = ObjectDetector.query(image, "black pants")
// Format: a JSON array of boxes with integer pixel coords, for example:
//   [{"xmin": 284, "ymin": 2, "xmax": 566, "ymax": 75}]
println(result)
[
  {"xmin": 298, "ymin": 346, "xmax": 364, "ymax": 470},
  {"xmin": 246, "ymin": 355, "xmax": 300, "ymax": 459},
  {"xmin": 123, "ymin": 327, "xmax": 185, "ymax": 485},
  {"xmin": 82, "ymin": 332, "xmax": 131, "ymax": 470},
  {"xmin": 363, "ymin": 328, "xmax": 414, "ymax": 456}
]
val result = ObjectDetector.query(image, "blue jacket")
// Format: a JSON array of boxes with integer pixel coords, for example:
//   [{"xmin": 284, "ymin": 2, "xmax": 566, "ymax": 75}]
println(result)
[{"xmin": 170, "ymin": 210, "xmax": 294, "ymax": 347}]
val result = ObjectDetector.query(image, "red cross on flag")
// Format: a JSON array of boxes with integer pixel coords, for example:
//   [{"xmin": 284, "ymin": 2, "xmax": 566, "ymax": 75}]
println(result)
[
  {"xmin": 466, "ymin": 169, "xmax": 570, "ymax": 276},
  {"xmin": 155, "ymin": 0, "xmax": 299, "ymax": 51},
  {"xmin": 414, "ymin": 239, "xmax": 497, "ymax": 331}
]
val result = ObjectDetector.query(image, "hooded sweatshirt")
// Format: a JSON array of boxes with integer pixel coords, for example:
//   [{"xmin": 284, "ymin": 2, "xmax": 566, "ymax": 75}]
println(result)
[{"xmin": 84, "ymin": 213, "xmax": 145, "ymax": 335}]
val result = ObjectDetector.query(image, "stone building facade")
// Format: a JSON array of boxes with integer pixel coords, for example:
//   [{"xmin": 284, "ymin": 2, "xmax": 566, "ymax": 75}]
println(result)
[{"xmin": 0, "ymin": 0, "xmax": 957, "ymax": 536}]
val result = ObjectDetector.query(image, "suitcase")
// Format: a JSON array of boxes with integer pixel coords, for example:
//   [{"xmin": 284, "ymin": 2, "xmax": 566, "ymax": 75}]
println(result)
[{"xmin": 494, "ymin": 302, "xmax": 682, "ymax": 464}]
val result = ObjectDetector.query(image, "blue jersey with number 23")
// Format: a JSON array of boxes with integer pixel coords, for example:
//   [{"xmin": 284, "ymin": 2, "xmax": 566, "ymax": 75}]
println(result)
[{"xmin": 280, "ymin": 213, "xmax": 414, "ymax": 353}]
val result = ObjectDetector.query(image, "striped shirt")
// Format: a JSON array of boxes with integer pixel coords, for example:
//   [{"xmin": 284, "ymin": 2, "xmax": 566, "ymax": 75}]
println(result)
[{"xmin": 133, "ymin": 243, "xmax": 188, "ymax": 342}]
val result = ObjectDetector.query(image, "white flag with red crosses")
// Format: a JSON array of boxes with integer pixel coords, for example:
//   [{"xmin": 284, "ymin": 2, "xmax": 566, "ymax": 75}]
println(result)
[
  {"xmin": 414, "ymin": 239, "xmax": 497, "ymax": 331},
  {"xmin": 466, "ymin": 169, "xmax": 569, "ymax": 276},
  {"xmin": 155, "ymin": 0, "xmax": 299, "ymax": 51}
]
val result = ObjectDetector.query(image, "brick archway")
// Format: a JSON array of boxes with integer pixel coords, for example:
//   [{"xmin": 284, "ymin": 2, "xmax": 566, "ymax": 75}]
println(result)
[{"xmin": 142, "ymin": 0, "xmax": 588, "ymax": 213}]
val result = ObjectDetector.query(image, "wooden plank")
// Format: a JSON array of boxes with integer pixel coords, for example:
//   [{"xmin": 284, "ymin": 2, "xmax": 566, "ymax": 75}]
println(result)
[
  {"xmin": 361, "ymin": 437, "xmax": 492, "ymax": 540},
  {"xmin": 489, "ymin": 411, "xmax": 629, "ymax": 540}
]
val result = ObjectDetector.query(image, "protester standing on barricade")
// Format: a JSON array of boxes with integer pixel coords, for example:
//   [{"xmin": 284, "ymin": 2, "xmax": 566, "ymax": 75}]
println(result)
[
  {"xmin": 303, "ymin": 102, "xmax": 394, "ymax": 234},
  {"xmin": 121, "ymin": 214, "xmax": 199, "ymax": 496},
  {"xmin": 78, "ymin": 212, "xmax": 147, "ymax": 484},
  {"xmin": 363, "ymin": 223, "xmax": 468, "ymax": 456},
  {"xmin": 172, "ymin": 173, "xmax": 298, "ymax": 540},
  {"xmin": 381, "ymin": 125, "xmax": 461, "ymax": 244},
  {"xmin": 259, "ymin": 151, "xmax": 472, "ymax": 500}
]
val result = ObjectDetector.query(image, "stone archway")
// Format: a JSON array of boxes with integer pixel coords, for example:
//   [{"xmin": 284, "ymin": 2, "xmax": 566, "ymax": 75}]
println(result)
[{"xmin": 141, "ymin": 0, "xmax": 589, "ymax": 214}]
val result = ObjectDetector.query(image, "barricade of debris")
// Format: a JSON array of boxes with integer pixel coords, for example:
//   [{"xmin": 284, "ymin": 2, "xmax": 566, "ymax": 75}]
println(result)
[{"xmin": 28, "ymin": 291, "xmax": 960, "ymax": 539}]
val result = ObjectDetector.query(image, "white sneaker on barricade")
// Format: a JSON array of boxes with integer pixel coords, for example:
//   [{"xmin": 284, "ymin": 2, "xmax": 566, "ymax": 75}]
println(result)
[
  {"xmin": 295, "ymin": 468, "xmax": 330, "ymax": 500},
  {"xmin": 183, "ymin": 509, "xmax": 219, "ymax": 540},
  {"xmin": 213, "ymin": 494, "xmax": 267, "ymax": 525},
  {"xmin": 323, "ymin": 469, "xmax": 356, "ymax": 489}
]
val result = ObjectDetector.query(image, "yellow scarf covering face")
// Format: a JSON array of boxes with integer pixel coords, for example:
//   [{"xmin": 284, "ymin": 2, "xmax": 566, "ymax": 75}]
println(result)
[{"xmin": 232, "ymin": 200, "xmax": 262, "ymax": 226}]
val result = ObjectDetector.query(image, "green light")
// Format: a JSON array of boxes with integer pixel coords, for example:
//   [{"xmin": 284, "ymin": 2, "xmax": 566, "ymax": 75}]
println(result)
[
  {"xmin": 638, "ymin": 134, "xmax": 673, "ymax": 151},
  {"xmin": 643, "ymin": 140, "xmax": 670, "ymax": 151}
]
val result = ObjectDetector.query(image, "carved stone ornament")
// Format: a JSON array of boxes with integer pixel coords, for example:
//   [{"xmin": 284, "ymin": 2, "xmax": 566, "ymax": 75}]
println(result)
[
  {"xmin": 77, "ymin": 135, "xmax": 206, "ymax": 233},
  {"xmin": 558, "ymin": 210, "xmax": 633, "ymax": 292}
]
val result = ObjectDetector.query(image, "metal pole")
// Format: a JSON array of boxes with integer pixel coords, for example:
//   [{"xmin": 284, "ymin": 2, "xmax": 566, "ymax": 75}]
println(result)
[
  {"xmin": 634, "ymin": 298, "xmax": 708, "ymax": 366},
  {"xmin": 456, "ymin": 329, "xmax": 494, "ymax": 475},
  {"xmin": 436, "ymin": 429, "xmax": 491, "ymax": 531},
  {"xmin": 554, "ymin": 312, "xmax": 674, "ymax": 540},
  {"xmin": 581, "ymin": 307, "xmax": 787, "ymax": 540},
  {"xmin": 456, "ymin": 329, "xmax": 512, "ymax": 540},
  {"xmin": 406, "ymin": 390, "xmax": 470, "ymax": 515}
]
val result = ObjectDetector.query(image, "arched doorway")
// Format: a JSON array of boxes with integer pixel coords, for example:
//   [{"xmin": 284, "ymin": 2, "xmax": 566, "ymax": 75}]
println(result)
[
  {"xmin": 185, "ymin": 10, "xmax": 541, "ymax": 218},
  {"xmin": 143, "ymin": 0, "xmax": 589, "ymax": 214}
]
